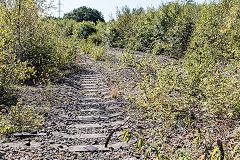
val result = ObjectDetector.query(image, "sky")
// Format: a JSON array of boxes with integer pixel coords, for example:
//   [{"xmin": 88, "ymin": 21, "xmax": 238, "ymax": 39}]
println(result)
[{"xmin": 46, "ymin": 0, "xmax": 206, "ymax": 21}]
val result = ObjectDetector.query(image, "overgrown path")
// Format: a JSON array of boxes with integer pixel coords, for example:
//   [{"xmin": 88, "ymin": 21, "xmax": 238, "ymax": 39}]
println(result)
[{"xmin": 0, "ymin": 60, "xmax": 133, "ymax": 159}]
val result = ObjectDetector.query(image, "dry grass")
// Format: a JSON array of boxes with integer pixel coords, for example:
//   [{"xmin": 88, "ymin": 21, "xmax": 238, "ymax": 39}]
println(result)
[
  {"xmin": 110, "ymin": 80, "xmax": 120, "ymax": 99},
  {"xmin": 111, "ymin": 85, "xmax": 118, "ymax": 98}
]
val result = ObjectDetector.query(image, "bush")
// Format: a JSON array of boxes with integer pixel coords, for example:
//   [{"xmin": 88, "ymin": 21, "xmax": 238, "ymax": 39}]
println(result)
[
  {"xmin": 62, "ymin": 19, "xmax": 77, "ymax": 36},
  {"xmin": 133, "ymin": 50, "xmax": 240, "ymax": 121},
  {"xmin": 103, "ymin": 22, "xmax": 123, "ymax": 48},
  {"xmin": 0, "ymin": 0, "xmax": 78, "ymax": 135},
  {"xmin": 0, "ymin": 0, "xmax": 77, "ymax": 81},
  {"xmin": 88, "ymin": 33, "xmax": 102, "ymax": 45},
  {"xmin": 122, "ymin": 43, "xmax": 240, "ymax": 158},
  {"xmin": 92, "ymin": 47, "xmax": 106, "ymax": 61},
  {"xmin": 98, "ymin": 2, "xmax": 196, "ymax": 57},
  {"xmin": 0, "ymin": 0, "xmax": 78, "ymax": 104},
  {"xmin": 100, "ymin": 6, "xmax": 144, "ymax": 49},
  {"xmin": 0, "ymin": 0, "xmax": 36, "ymax": 103},
  {"xmin": 74, "ymin": 21, "xmax": 96, "ymax": 39},
  {"xmin": 189, "ymin": 0, "xmax": 240, "ymax": 61},
  {"xmin": 79, "ymin": 39, "xmax": 91, "ymax": 54},
  {"xmin": 121, "ymin": 50, "xmax": 136, "ymax": 66},
  {"xmin": 153, "ymin": 2, "xmax": 196, "ymax": 57},
  {"xmin": 96, "ymin": 1, "xmax": 240, "ymax": 159},
  {"xmin": 0, "ymin": 103, "xmax": 44, "ymax": 134},
  {"xmin": 0, "ymin": 53, "xmax": 34, "ymax": 105}
]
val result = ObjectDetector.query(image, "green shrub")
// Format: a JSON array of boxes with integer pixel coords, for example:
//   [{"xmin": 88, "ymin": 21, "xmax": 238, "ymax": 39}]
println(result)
[
  {"xmin": 79, "ymin": 40, "xmax": 94, "ymax": 54},
  {"xmin": 154, "ymin": 2, "xmax": 196, "ymax": 57},
  {"xmin": 0, "ymin": 0, "xmax": 77, "ymax": 81},
  {"xmin": 94, "ymin": 21, "xmax": 107, "ymax": 44},
  {"xmin": 0, "ymin": 0, "xmax": 77, "ymax": 107},
  {"xmin": 0, "ymin": 0, "xmax": 35, "ymax": 104},
  {"xmin": 101, "ymin": 7, "xmax": 144, "ymax": 49},
  {"xmin": 0, "ymin": 0, "xmax": 78, "ymax": 135},
  {"xmin": 92, "ymin": 47, "xmax": 106, "ymax": 61},
  {"xmin": 126, "ymin": 50, "xmax": 240, "ymax": 159},
  {"xmin": 74, "ymin": 21, "xmax": 96, "ymax": 39},
  {"xmin": 132, "ymin": 2, "xmax": 197, "ymax": 56},
  {"xmin": 189, "ymin": 0, "xmax": 240, "ymax": 61},
  {"xmin": 121, "ymin": 50, "xmax": 136, "ymax": 66},
  {"xmin": 0, "ymin": 53, "xmax": 34, "ymax": 107},
  {"xmin": 0, "ymin": 103, "xmax": 44, "ymax": 134},
  {"xmin": 103, "ymin": 22, "xmax": 123, "ymax": 48},
  {"xmin": 100, "ymin": 2, "xmax": 196, "ymax": 57},
  {"xmin": 133, "ymin": 50, "xmax": 240, "ymax": 121},
  {"xmin": 88, "ymin": 33, "xmax": 102, "ymax": 45},
  {"xmin": 62, "ymin": 19, "xmax": 77, "ymax": 36},
  {"xmin": 131, "ymin": 8, "xmax": 156, "ymax": 52}
]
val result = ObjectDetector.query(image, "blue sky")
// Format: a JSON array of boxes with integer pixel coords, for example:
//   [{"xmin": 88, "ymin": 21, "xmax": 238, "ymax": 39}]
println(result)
[{"xmin": 47, "ymin": 0, "xmax": 206, "ymax": 21}]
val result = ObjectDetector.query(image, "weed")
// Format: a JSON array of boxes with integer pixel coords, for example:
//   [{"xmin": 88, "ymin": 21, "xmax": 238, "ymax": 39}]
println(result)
[
  {"xmin": 121, "ymin": 51, "xmax": 240, "ymax": 159},
  {"xmin": 0, "ymin": 103, "xmax": 44, "ymax": 134},
  {"xmin": 92, "ymin": 47, "xmax": 106, "ymax": 61},
  {"xmin": 121, "ymin": 50, "xmax": 136, "ymax": 66},
  {"xmin": 111, "ymin": 85, "xmax": 118, "ymax": 99},
  {"xmin": 80, "ymin": 40, "xmax": 94, "ymax": 54}
]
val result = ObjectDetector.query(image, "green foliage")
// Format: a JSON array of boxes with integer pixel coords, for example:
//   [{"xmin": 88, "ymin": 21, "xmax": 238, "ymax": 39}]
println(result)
[
  {"xmin": 0, "ymin": 0, "xmax": 77, "ymax": 82},
  {"xmin": 94, "ymin": 2, "xmax": 197, "ymax": 57},
  {"xmin": 89, "ymin": 0, "xmax": 240, "ymax": 60},
  {"xmin": 103, "ymin": 22, "xmax": 124, "ymax": 48},
  {"xmin": 64, "ymin": 6, "xmax": 105, "ymax": 23},
  {"xmin": 91, "ymin": 21, "xmax": 107, "ymax": 45},
  {"xmin": 0, "ymin": 0, "xmax": 77, "ymax": 134},
  {"xmin": 133, "ymin": 2, "xmax": 197, "ymax": 56},
  {"xmin": 92, "ymin": 47, "xmax": 106, "ymax": 61},
  {"xmin": 0, "ymin": 52, "xmax": 34, "ymax": 105},
  {"xmin": 115, "ymin": 6, "xmax": 145, "ymax": 48},
  {"xmin": 121, "ymin": 50, "xmax": 136, "ymax": 66},
  {"xmin": 122, "ymin": 126, "xmax": 240, "ymax": 159},
  {"xmin": 185, "ymin": 52, "xmax": 240, "ymax": 118},
  {"xmin": 189, "ymin": 0, "xmax": 240, "ymax": 61},
  {"xmin": 101, "ymin": 6, "xmax": 144, "ymax": 48},
  {"xmin": 83, "ymin": 0, "xmax": 240, "ymax": 159},
  {"xmin": 80, "ymin": 39, "xmax": 94, "ymax": 54},
  {"xmin": 74, "ymin": 21, "xmax": 96, "ymax": 39},
  {"xmin": 62, "ymin": 19, "xmax": 77, "ymax": 36},
  {"xmin": 132, "ymin": 51, "xmax": 240, "ymax": 122},
  {"xmin": 79, "ymin": 40, "xmax": 106, "ymax": 61},
  {"xmin": 0, "ymin": 0, "xmax": 36, "ymax": 101},
  {"xmin": 154, "ymin": 2, "xmax": 196, "ymax": 57},
  {"xmin": 88, "ymin": 33, "xmax": 102, "ymax": 45},
  {"xmin": 0, "ymin": 103, "xmax": 44, "ymax": 134},
  {"xmin": 123, "ymin": 49, "xmax": 240, "ymax": 159}
]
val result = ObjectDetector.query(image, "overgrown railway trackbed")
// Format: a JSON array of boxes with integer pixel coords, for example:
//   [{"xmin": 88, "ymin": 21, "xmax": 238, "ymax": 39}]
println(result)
[
  {"xmin": 53, "ymin": 73, "xmax": 130, "ymax": 152},
  {"xmin": 0, "ymin": 72, "xmax": 131, "ymax": 159}
]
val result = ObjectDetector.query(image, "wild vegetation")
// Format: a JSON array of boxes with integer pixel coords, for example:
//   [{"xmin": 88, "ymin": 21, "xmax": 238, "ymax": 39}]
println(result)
[
  {"xmin": 0, "ymin": 0, "xmax": 77, "ymax": 134},
  {"xmin": 63, "ymin": 6, "xmax": 105, "ymax": 23},
  {"xmin": 1, "ymin": 0, "xmax": 240, "ymax": 159},
  {"xmin": 78, "ymin": 0, "xmax": 240, "ymax": 159}
]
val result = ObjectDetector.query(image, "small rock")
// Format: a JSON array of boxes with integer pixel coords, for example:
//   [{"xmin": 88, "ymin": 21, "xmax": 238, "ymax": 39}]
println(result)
[
  {"xmin": 58, "ymin": 145, "xmax": 64, "ymax": 149},
  {"xmin": 84, "ymin": 146, "xmax": 98, "ymax": 152},
  {"xmin": 25, "ymin": 140, "xmax": 31, "ymax": 146},
  {"xmin": 92, "ymin": 140, "xmax": 99, "ymax": 145}
]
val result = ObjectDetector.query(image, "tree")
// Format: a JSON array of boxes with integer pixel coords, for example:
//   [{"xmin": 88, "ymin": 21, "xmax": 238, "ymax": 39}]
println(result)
[{"xmin": 63, "ymin": 6, "xmax": 105, "ymax": 23}]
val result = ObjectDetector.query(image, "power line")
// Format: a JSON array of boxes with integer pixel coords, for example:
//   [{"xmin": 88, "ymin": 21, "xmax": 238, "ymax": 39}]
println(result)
[{"xmin": 57, "ymin": 0, "xmax": 63, "ymax": 18}]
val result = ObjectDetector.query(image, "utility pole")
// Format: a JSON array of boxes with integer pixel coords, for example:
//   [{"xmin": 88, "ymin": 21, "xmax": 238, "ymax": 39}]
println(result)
[{"xmin": 58, "ymin": 0, "xmax": 63, "ymax": 18}]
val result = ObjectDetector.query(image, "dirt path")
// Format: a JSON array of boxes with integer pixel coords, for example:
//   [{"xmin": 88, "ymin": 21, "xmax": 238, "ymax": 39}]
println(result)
[{"xmin": 0, "ymin": 57, "xmax": 134, "ymax": 159}]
